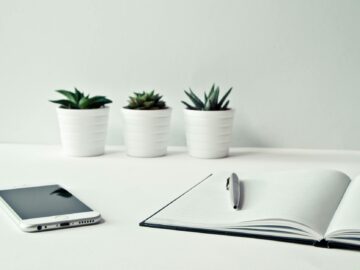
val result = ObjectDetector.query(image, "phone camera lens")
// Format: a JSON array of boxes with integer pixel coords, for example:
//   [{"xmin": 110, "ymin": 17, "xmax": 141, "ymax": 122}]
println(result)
[{"xmin": 37, "ymin": 225, "xmax": 42, "ymax": 231}]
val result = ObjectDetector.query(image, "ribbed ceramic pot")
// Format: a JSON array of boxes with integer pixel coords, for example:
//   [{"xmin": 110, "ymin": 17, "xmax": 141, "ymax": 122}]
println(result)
[
  {"xmin": 56, "ymin": 107, "xmax": 109, "ymax": 157},
  {"xmin": 122, "ymin": 108, "xmax": 172, "ymax": 157},
  {"xmin": 184, "ymin": 109, "xmax": 234, "ymax": 158}
]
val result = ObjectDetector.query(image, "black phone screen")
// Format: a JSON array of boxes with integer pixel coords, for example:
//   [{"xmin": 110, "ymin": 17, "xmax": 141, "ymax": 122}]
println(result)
[{"xmin": 0, "ymin": 185, "xmax": 92, "ymax": 219}]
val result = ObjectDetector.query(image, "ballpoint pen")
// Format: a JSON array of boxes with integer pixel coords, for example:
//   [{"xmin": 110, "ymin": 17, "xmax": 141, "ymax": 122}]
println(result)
[{"xmin": 226, "ymin": 173, "xmax": 241, "ymax": 210}]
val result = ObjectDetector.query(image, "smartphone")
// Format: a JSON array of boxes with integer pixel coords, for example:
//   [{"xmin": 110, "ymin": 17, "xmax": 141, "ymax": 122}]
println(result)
[{"xmin": 0, "ymin": 184, "xmax": 101, "ymax": 232}]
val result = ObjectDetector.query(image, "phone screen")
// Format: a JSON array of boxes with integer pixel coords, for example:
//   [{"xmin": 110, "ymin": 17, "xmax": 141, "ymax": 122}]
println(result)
[{"xmin": 0, "ymin": 185, "xmax": 92, "ymax": 219}]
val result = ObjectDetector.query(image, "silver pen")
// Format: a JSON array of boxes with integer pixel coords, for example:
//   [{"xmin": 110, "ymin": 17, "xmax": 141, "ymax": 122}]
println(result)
[{"xmin": 226, "ymin": 173, "xmax": 241, "ymax": 210}]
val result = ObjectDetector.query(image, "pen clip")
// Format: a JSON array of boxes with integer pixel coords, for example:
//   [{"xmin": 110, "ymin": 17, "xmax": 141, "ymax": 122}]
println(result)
[{"xmin": 226, "ymin": 177, "xmax": 230, "ymax": 190}]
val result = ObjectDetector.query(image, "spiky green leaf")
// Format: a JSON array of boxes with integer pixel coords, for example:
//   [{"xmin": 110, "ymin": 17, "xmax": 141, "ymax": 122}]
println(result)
[
  {"xmin": 51, "ymin": 88, "xmax": 112, "ymax": 109},
  {"xmin": 222, "ymin": 100, "xmax": 230, "ymax": 110},
  {"xmin": 181, "ymin": 101, "xmax": 197, "ymax": 110},
  {"xmin": 79, "ymin": 97, "xmax": 90, "ymax": 109},
  {"xmin": 50, "ymin": 99, "xmax": 76, "ymax": 109},
  {"xmin": 55, "ymin": 90, "xmax": 77, "ymax": 105},
  {"xmin": 218, "ymin": 87, "xmax": 232, "ymax": 108},
  {"xmin": 182, "ymin": 84, "xmax": 232, "ymax": 111},
  {"xmin": 184, "ymin": 90, "xmax": 204, "ymax": 109},
  {"xmin": 125, "ymin": 90, "xmax": 167, "ymax": 110},
  {"xmin": 74, "ymin": 88, "xmax": 83, "ymax": 102}
]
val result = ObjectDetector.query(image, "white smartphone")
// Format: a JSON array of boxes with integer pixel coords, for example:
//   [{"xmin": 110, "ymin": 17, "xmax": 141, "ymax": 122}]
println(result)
[{"xmin": 0, "ymin": 184, "xmax": 101, "ymax": 232}]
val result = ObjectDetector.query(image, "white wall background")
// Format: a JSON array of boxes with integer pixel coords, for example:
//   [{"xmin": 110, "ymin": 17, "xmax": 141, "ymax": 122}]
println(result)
[{"xmin": 1, "ymin": 0, "xmax": 360, "ymax": 149}]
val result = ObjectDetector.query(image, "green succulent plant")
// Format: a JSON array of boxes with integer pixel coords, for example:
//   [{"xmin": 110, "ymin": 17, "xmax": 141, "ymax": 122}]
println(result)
[
  {"xmin": 50, "ymin": 88, "xmax": 112, "ymax": 109},
  {"xmin": 181, "ymin": 84, "xmax": 232, "ymax": 111},
  {"xmin": 125, "ymin": 90, "xmax": 167, "ymax": 110}
]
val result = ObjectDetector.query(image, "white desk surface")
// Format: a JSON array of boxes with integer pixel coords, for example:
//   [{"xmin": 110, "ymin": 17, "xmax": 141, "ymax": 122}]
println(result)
[{"xmin": 1, "ymin": 144, "xmax": 360, "ymax": 270}]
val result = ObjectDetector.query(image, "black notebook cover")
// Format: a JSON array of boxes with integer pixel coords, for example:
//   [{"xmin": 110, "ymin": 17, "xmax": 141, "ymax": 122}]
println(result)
[{"xmin": 139, "ymin": 174, "xmax": 359, "ymax": 251}]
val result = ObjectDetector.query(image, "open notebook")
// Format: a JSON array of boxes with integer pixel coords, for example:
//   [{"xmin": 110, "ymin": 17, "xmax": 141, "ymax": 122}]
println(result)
[{"xmin": 140, "ymin": 170, "xmax": 360, "ymax": 250}]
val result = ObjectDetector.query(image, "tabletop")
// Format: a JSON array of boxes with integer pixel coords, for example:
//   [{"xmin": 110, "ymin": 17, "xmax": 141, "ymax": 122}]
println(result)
[{"xmin": 0, "ymin": 144, "xmax": 360, "ymax": 270}]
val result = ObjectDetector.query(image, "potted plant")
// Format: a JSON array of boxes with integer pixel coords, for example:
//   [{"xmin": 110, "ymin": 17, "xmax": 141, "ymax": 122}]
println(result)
[
  {"xmin": 181, "ymin": 84, "xmax": 233, "ymax": 158},
  {"xmin": 50, "ymin": 88, "xmax": 112, "ymax": 157},
  {"xmin": 122, "ymin": 90, "xmax": 171, "ymax": 157}
]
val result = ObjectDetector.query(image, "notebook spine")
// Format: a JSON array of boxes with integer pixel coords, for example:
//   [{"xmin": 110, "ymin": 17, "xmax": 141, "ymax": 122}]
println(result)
[
  {"xmin": 327, "ymin": 241, "xmax": 360, "ymax": 251},
  {"xmin": 313, "ymin": 239, "xmax": 329, "ymax": 248}
]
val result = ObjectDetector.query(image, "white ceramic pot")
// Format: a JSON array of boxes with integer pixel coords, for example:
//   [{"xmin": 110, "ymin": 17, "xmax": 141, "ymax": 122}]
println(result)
[
  {"xmin": 184, "ymin": 109, "xmax": 234, "ymax": 158},
  {"xmin": 56, "ymin": 107, "xmax": 110, "ymax": 157},
  {"xmin": 122, "ymin": 108, "xmax": 172, "ymax": 157}
]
